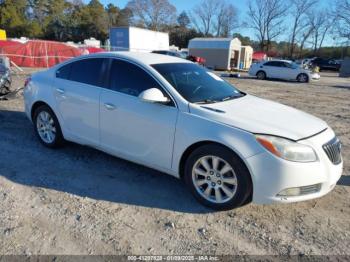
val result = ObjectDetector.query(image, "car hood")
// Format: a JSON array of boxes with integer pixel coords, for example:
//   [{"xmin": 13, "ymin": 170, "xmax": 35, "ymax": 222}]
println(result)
[{"xmin": 189, "ymin": 95, "xmax": 328, "ymax": 140}]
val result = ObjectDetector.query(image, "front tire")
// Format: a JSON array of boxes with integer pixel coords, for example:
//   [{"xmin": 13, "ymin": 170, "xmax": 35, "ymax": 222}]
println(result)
[
  {"xmin": 0, "ymin": 80, "xmax": 11, "ymax": 95},
  {"xmin": 184, "ymin": 144, "xmax": 252, "ymax": 210},
  {"xmin": 33, "ymin": 105, "xmax": 64, "ymax": 148},
  {"xmin": 297, "ymin": 73, "xmax": 309, "ymax": 83}
]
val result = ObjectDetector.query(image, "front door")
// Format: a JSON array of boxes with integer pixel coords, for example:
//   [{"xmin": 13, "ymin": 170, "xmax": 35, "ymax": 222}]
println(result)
[
  {"xmin": 282, "ymin": 62, "xmax": 299, "ymax": 80},
  {"xmin": 99, "ymin": 59, "xmax": 178, "ymax": 170},
  {"xmin": 262, "ymin": 61, "xmax": 279, "ymax": 78}
]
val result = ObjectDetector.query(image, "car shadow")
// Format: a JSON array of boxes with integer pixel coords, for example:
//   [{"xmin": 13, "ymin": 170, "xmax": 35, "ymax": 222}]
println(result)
[
  {"xmin": 0, "ymin": 109, "xmax": 215, "ymax": 214},
  {"xmin": 264, "ymin": 78, "xmax": 308, "ymax": 84},
  {"xmin": 337, "ymin": 176, "xmax": 350, "ymax": 187},
  {"xmin": 332, "ymin": 85, "xmax": 350, "ymax": 90},
  {"xmin": 222, "ymin": 75, "xmax": 296, "ymax": 83}
]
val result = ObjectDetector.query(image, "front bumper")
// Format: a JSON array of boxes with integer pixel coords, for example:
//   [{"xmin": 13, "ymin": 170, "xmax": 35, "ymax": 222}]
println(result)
[
  {"xmin": 246, "ymin": 128, "xmax": 343, "ymax": 204},
  {"xmin": 311, "ymin": 73, "xmax": 320, "ymax": 80}
]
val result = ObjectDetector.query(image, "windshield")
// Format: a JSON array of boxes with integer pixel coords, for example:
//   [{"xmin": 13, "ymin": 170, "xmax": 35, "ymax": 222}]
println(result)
[
  {"xmin": 178, "ymin": 52, "xmax": 187, "ymax": 59},
  {"xmin": 152, "ymin": 63, "xmax": 244, "ymax": 104},
  {"xmin": 290, "ymin": 62, "xmax": 299, "ymax": 69}
]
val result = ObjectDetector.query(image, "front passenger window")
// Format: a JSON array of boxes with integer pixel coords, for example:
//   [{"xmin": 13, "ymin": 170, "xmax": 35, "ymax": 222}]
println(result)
[{"xmin": 109, "ymin": 60, "xmax": 162, "ymax": 97}]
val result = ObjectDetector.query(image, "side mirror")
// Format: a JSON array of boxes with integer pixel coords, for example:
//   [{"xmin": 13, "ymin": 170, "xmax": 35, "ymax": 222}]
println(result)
[{"xmin": 139, "ymin": 88, "xmax": 170, "ymax": 104}]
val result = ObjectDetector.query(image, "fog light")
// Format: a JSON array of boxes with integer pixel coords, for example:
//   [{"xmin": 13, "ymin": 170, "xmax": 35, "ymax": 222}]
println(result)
[
  {"xmin": 277, "ymin": 187, "xmax": 301, "ymax": 197},
  {"xmin": 277, "ymin": 184, "xmax": 322, "ymax": 197}
]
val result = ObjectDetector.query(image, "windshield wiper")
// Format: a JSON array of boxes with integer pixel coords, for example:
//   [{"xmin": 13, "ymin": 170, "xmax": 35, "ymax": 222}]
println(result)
[
  {"xmin": 195, "ymin": 94, "xmax": 244, "ymax": 104},
  {"xmin": 194, "ymin": 99, "xmax": 219, "ymax": 104},
  {"xmin": 221, "ymin": 94, "xmax": 243, "ymax": 102}
]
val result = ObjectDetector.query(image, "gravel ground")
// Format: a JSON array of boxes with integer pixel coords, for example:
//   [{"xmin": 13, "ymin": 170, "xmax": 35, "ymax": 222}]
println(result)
[{"xmin": 0, "ymin": 69, "xmax": 349, "ymax": 256}]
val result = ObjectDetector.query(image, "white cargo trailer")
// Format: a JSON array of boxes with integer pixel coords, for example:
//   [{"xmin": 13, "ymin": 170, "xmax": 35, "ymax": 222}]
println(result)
[
  {"xmin": 109, "ymin": 26, "xmax": 169, "ymax": 52},
  {"xmin": 339, "ymin": 57, "xmax": 350, "ymax": 77},
  {"xmin": 189, "ymin": 38, "xmax": 242, "ymax": 70}
]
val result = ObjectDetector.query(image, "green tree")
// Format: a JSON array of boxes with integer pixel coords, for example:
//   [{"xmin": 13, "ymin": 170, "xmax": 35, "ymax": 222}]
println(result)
[
  {"xmin": 28, "ymin": 0, "xmax": 49, "ymax": 35},
  {"xmin": 0, "ymin": 0, "xmax": 28, "ymax": 37},
  {"xmin": 87, "ymin": 0, "xmax": 109, "ymax": 40},
  {"xmin": 118, "ymin": 8, "xmax": 133, "ymax": 26},
  {"xmin": 126, "ymin": 0, "xmax": 177, "ymax": 31},
  {"xmin": 73, "ymin": 0, "xmax": 109, "ymax": 41},
  {"xmin": 169, "ymin": 26, "xmax": 204, "ymax": 49},
  {"xmin": 232, "ymin": 33, "xmax": 252, "ymax": 46},
  {"xmin": 177, "ymin": 11, "xmax": 190, "ymax": 28},
  {"xmin": 45, "ymin": 0, "xmax": 69, "ymax": 40},
  {"xmin": 27, "ymin": 21, "xmax": 43, "ymax": 38},
  {"xmin": 106, "ymin": 3, "xmax": 120, "ymax": 27},
  {"xmin": 105, "ymin": 4, "xmax": 132, "ymax": 27}
]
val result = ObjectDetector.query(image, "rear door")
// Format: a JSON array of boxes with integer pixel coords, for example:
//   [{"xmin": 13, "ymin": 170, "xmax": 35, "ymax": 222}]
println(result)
[
  {"xmin": 99, "ymin": 59, "xmax": 178, "ymax": 170},
  {"xmin": 54, "ymin": 58, "xmax": 108, "ymax": 146}
]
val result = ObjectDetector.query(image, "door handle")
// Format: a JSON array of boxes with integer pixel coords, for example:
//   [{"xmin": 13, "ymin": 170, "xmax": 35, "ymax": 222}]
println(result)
[
  {"xmin": 104, "ymin": 103, "xmax": 116, "ymax": 110},
  {"xmin": 56, "ymin": 88, "xmax": 65, "ymax": 94}
]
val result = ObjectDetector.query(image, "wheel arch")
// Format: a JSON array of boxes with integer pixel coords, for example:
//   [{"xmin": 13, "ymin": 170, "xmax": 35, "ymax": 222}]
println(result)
[
  {"xmin": 31, "ymin": 101, "xmax": 52, "ymax": 121},
  {"xmin": 297, "ymin": 73, "xmax": 309, "ymax": 82},
  {"xmin": 179, "ymin": 141, "xmax": 253, "ymax": 184},
  {"xmin": 256, "ymin": 70, "xmax": 266, "ymax": 78},
  {"xmin": 178, "ymin": 140, "xmax": 254, "ymax": 203}
]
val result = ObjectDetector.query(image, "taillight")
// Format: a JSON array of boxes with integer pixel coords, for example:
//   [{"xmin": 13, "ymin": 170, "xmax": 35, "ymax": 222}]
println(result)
[{"xmin": 24, "ymin": 77, "xmax": 31, "ymax": 88}]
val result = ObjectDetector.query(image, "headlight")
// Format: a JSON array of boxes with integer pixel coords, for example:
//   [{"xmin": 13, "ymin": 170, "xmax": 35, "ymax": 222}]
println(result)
[{"xmin": 255, "ymin": 135, "xmax": 317, "ymax": 162}]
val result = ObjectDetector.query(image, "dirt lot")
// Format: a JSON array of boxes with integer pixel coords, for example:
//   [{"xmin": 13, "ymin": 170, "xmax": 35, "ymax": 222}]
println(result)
[{"xmin": 0, "ymin": 69, "xmax": 349, "ymax": 255}]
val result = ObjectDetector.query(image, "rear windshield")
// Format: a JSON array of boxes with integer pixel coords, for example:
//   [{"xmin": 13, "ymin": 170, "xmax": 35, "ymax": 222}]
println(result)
[{"xmin": 151, "ymin": 63, "xmax": 244, "ymax": 104}]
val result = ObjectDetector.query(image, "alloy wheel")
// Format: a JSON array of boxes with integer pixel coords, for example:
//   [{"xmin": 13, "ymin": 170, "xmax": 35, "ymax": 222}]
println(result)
[
  {"xmin": 257, "ymin": 72, "xmax": 265, "ymax": 80},
  {"xmin": 36, "ymin": 111, "xmax": 56, "ymax": 144},
  {"xmin": 192, "ymin": 155, "xmax": 238, "ymax": 204},
  {"xmin": 298, "ymin": 74, "xmax": 308, "ymax": 83}
]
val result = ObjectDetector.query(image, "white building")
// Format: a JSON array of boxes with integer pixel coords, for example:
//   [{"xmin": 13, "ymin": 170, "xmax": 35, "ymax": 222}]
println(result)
[
  {"xmin": 109, "ymin": 27, "xmax": 169, "ymax": 52},
  {"xmin": 188, "ymin": 38, "xmax": 242, "ymax": 70},
  {"xmin": 240, "ymin": 45, "xmax": 253, "ymax": 70},
  {"xmin": 339, "ymin": 57, "xmax": 350, "ymax": 77},
  {"xmin": 84, "ymin": 38, "xmax": 101, "ymax": 48}
]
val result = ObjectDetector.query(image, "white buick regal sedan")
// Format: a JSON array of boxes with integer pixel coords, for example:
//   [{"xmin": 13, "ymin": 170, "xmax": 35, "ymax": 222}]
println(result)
[{"xmin": 24, "ymin": 52, "xmax": 342, "ymax": 210}]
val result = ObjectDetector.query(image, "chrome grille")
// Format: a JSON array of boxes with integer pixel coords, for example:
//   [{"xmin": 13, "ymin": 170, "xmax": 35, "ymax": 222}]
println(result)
[
  {"xmin": 300, "ymin": 184, "xmax": 322, "ymax": 195},
  {"xmin": 323, "ymin": 137, "xmax": 342, "ymax": 165}
]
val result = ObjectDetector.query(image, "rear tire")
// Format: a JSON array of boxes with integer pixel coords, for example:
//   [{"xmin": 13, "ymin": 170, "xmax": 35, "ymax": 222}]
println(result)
[
  {"xmin": 0, "ymin": 80, "xmax": 10, "ymax": 95},
  {"xmin": 33, "ymin": 105, "xmax": 64, "ymax": 148},
  {"xmin": 297, "ymin": 73, "xmax": 309, "ymax": 83},
  {"xmin": 256, "ymin": 71, "xmax": 266, "ymax": 80},
  {"xmin": 184, "ymin": 144, "xmax": 252, "ymax": 210}
]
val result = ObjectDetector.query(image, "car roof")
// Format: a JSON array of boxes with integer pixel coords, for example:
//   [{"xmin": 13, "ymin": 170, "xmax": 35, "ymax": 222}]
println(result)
[
  {"xmin": 153, "ymin": 50, "xmax": 177, "ymax": 53},
  {"xmin": 88, "ymin": 51, "xmax": 191, "ymax": 65},
  {"xmin": 264, "ymin": 59, "xmax": 292, "ymax": 63}
]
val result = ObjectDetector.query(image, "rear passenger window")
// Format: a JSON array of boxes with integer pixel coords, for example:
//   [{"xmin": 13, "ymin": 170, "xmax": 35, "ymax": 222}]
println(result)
[
  {"xmin": 68, "ymin": 59, "xmax": 104, "ymax": 86},
  {"xmin": 56, "ymin": 64, "xmax": 71, "ymax": 79},
  {"xmin": 109, "ymin": 59, "xmax": 161, "ymax": 97}
]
